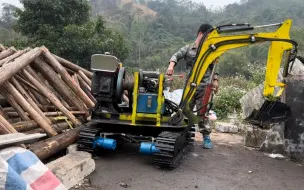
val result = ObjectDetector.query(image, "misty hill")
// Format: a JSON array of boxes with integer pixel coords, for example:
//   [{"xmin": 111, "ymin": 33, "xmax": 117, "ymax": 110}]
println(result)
[
  {"xmin": 88, "ymin": 0, "xmax": 304, "ymax": 70},
  {"xmin": 90, "ymin": 0, "xmax": 156, "ymax": 20},
  {"xmin": 91, "ymin": 0, "xmax": 304, "ymax": 27},
  {"xmin": 214, "ymin": 0, "xmax": 304, "ymax": 26}
]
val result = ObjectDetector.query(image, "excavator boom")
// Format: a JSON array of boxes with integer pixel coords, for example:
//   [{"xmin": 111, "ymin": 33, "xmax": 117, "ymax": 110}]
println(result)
[{"xmin": 179, "ymin": 19, "xmax": 298, "ymax": 126}]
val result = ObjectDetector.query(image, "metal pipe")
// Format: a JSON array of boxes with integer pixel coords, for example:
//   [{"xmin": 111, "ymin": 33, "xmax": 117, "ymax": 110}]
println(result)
[{"xmin": 253, "ymin": 23, "xmax": 282, "ymax": 28}]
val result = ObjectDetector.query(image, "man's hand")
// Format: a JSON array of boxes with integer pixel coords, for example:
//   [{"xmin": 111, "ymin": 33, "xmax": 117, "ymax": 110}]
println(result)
[
  {"xmin": 166, "ymin": 62, "xmax": 175, "ymax": 75},
  {"xmin": 212, "ymin": 79, "xmax": 219, "ymax": 94},
  {"xmin": 212, "ymin": 74, "xmax": 219, "ymax": 93}
]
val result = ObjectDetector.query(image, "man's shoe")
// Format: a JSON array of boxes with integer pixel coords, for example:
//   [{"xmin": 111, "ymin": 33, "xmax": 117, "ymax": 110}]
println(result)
[{"xmin": 203, "ymin": 135, "xmax": 212, "ymax": 149}]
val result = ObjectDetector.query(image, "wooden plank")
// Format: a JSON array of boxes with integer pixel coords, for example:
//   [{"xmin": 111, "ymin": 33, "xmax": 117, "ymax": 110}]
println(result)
[
  {"xmin": 0, "ymin": 47, "xmax": 16, "ymax": 60},
  {"xmin": 44, "ymin": 50, "xmax": 94, "ymax": 108},
  {"xmin": 78, "ymin": 70, "xmax": 92, "ymax": 86},
  {"xmin": 53, "ymin": 54, "xmax": 92, "ymax": 78},
  {"xmin": 25, "ymin": 122, "xmax": 72, "ymax": 134},
  {"xmin": 0, "ymin": 48, "xmax": 42, "ymax": 85},
  {"xmin": 11, "ymin": 77, "xmax": 52, "ymax": 125},
  {"xmin": 33, "ymin": 58, "xmax": 88, "ymax": 114},
  {"xmin": 0, "ymin": 87, "xmax": 31, "ymax": 121},
  {"xmin": 29, "ymin": 126, "xmax": 83, "ymax": 160},
  {"xmin": 22, "ymin": 69, "xmax": 82, "ymax": 126},
  {"xmin": 0, "ymin": 48, "xmax": 30, "ymax": 66},
  {"xmin": 2, "ymin": 82, "xmax": 58, "ymax": 137}
]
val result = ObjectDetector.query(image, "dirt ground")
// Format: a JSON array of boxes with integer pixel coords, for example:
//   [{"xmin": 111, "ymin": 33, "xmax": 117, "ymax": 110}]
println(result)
[{"xmin": 72, "ymin": 132, "xmax": 304, "ymax": 190}]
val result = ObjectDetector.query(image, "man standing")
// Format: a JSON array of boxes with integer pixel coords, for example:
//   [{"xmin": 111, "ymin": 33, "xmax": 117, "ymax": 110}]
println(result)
[{"xmin": 166, "ymin": 24, "xmax": 219, "ymax": 149}]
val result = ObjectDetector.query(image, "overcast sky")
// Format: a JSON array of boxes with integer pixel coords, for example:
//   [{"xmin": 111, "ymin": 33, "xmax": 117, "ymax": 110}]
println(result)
[{"xmin": 1, "ymin": 0, "xmax": 241, "ymax": 9}]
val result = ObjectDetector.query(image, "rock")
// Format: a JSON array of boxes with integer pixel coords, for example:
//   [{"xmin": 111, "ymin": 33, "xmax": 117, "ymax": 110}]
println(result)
[
  {"xmin": 67, "ymin": 143, "xmax": 78, "ymax": 154},
  {"xmin": 266, "ymin": 153, "xmax": 285, "ymax": 160},
  {"xmin": 192, "ymin": 153, "xmax": 199, "ymax": 157},
  {"xmin": 284, "ymin": 73, "xmax": 304, "ymax": 161},
  {"xmin": 0, "ymin": 133, "xmax": 46, "ymax": 148},
  {"xmin": 119, "ymin": 182, "xmax": 130, "ymax": 188},
  {"xmin": 227, "ymin": 111, "xmax": 238, "ymax": 124},
  {"xmin": 215, "ymin": 122, "xmax": 238, "ymax": 133},
  {"xmin": 47, "ymin": 151, "xmax": 95, "ymax": 189},
  {"xmin": 248, "ymin": 170, "xmax": 253, "ymax": 174},
  {"xmin": 260, "ymin": 123, "xmax": 285, "ymax": 154},
  {"xmin": 244, "ymin": 125, "xmax": 268, "ymax": 148},
  {"xmin": 195, "ymin": 185, "xmax": 199, "ymax": 188},
  {"xmin": 240, "ymin": 84, "xmax": 265, "ymax": 120}
]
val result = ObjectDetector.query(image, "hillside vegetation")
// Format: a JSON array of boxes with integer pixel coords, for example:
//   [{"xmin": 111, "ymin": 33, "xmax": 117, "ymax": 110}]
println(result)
[
  {"xmin": 87, "ymin": 0, "xmax": 304, "ymax": 72},
  {"xmin": 86, "ymin": 0, "xmax": 304, "ymax": 118}
]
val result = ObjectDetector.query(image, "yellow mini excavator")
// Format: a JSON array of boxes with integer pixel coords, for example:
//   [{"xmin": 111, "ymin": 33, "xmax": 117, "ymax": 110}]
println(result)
[{"xmin": 77, "ymin": 19, "xmax": 301, "ymax": 169}]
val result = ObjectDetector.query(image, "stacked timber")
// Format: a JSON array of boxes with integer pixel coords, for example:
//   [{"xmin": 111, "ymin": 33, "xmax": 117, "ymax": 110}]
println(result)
[{"xmin": 0, "ymin": 44, "xmax": 96, "ymax": 160}]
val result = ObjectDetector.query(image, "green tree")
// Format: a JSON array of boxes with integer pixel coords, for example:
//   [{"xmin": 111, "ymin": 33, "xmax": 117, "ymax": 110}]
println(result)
[
  {"xmin": 218, "ymin": 51, "xmax": 252, "ymax": 79},
  {"xmin": 15, "ymin": 0, "xmax": 90, "ymax": 51},
  {"xmin": 0, "ymin": 3, "xmax": 18, "ymax": 29},
  {"xmin": 0, "ymin": 3, "xmax": 20, "ymax": 44},
  {"xmin": 57, "ymin": 17, "xmax": 130, "ymax": 68},
  {"xmin": 14, "ymin": 0, "xmax": 129, "ymax": 69}
]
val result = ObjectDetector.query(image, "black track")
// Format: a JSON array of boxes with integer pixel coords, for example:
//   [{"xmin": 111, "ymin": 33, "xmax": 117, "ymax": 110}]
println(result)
[
  {"xmin": 153, "ymin": 130, "xmax": 194, "ymax": 169},
  {"xmin": 77, "ymin": 126, "xmax": 100, "ymax": 152},
  {"xmin": 77, "ymin": 123, "xmax": 194, "ymax": 169}
]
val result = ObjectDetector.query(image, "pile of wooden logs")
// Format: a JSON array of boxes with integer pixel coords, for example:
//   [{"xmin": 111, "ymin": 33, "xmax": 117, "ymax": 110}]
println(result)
[{"xmin": 0, "ymin": 44, "xmax": 96, "ymax": 160}]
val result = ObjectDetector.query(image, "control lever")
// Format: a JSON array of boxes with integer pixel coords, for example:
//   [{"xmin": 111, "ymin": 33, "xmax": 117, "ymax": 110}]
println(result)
[
  {"xmin": 164, "ymin": 74, "xmax": 185, "ymax": 90},
  {"xmin": 164, "ymin": 74, "xmax": 185, "ymax": 80}
]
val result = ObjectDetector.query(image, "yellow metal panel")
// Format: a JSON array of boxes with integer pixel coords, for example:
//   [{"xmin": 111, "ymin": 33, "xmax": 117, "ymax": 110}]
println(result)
[
  {"xmin": 156, "ymin": 74, "xmax": 164, "ymax": 126},
  {"xmin": 137, "ymin": 113, "xmax": 157, "ymax": 119},
  {"xmin": 275, "ymin": 88, "xmax": 285, "ymax": 97},
  {"xmin": 131, "ymin": 72, "xmax": 139, "ymax": 125},
  {"xmin": 182, "ymin": 19, "xmax": 293, "ymax": 105},
  {"xmin": 119, "ymin": 113, "xmax": 172, "ymax": 125},
  {"xmin": 120, "ymin": 114, "xmax": 132, "ymax": 121},
  {"xmin": 263, "ymin": 41, "xmax": 291, "ymax": 97}
]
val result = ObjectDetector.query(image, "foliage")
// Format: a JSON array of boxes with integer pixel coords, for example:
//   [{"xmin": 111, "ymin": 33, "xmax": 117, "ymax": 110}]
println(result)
[
  {"xmin": 213, "ymin": 84, "xmax": 245, "ymax": 119},
  {"xmin": 218, "ymin": 51, "xmax": 252, "ymax": 79},
  {"xmin": 213, "ymin": 76, "xmax": 255, "ymax": 119},
  {"xmin": 57, "ymin": 17, "xmax": 130, "ymax": 68},
  {"xmin": 16, "ymin": 0, "xmax": 90, "ymax": 37},
  {"xmin": 89, "ymin": 0, "xmax": 304, "ymax": 75},
  {"xmin": 0, "ymin": 3, "xmax": 19, "ymax": 43},
  {"xmin": 1, "ymin": 0, "xmax": 304, "ymax": 119},
  {"xmin": 212, "ymin": 63, "xmax": 265, "ymax": 119},
  {"xmin": 0, "ymin": 3, "xmax": 18, "ymax": 29},
  {"xmin": 11, "ymin": 0, "xmax": 129, "ymax": 69}
]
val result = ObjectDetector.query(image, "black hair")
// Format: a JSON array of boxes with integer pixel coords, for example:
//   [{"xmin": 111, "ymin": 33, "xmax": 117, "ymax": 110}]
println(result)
[{"xmin": 197, "ymin": 24, "xmax": 213, "ymax": 35}]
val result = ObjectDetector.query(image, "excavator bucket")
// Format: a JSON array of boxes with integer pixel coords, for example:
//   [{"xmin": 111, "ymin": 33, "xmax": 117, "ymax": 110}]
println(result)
[{"xmin": 244, "ymin": 100, "xmax": 292, "ymax": 127}]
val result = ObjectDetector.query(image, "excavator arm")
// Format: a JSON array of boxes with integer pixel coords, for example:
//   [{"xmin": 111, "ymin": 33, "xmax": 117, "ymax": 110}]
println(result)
[{"xmin": 178, "ymin": 19, "xmax": 298, "ymax": 127}]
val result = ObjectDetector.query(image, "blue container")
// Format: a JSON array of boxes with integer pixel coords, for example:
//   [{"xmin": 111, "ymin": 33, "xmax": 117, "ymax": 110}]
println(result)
[{"xmin": 137, "ymin": 93, "xmax": 164, "ymax": 114}]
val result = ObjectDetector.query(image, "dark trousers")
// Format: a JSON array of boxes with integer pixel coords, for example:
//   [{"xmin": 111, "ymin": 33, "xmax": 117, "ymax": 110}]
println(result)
[{"xmin": 188, "ymin": 67, "xmax": 213, "ymax": 136}]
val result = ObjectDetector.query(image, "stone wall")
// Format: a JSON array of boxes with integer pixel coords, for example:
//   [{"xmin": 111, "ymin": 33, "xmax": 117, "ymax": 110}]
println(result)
[
  {"xmin": 284, "ymin": 79, "xmax": 304, "ymax": 160},
  {"xmin": 241, "ymin": 58, "xmax": 304, "ymax": 160}
]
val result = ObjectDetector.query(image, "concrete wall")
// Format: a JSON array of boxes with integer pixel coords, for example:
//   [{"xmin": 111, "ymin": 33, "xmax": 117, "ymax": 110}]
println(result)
[
  {"xmin": 241, "ymin": 58, "xmax": 304, "ymax": 160},
  {"xmin": 284, "ymin": 78, "xmax": 304, "ymax": 160}
]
